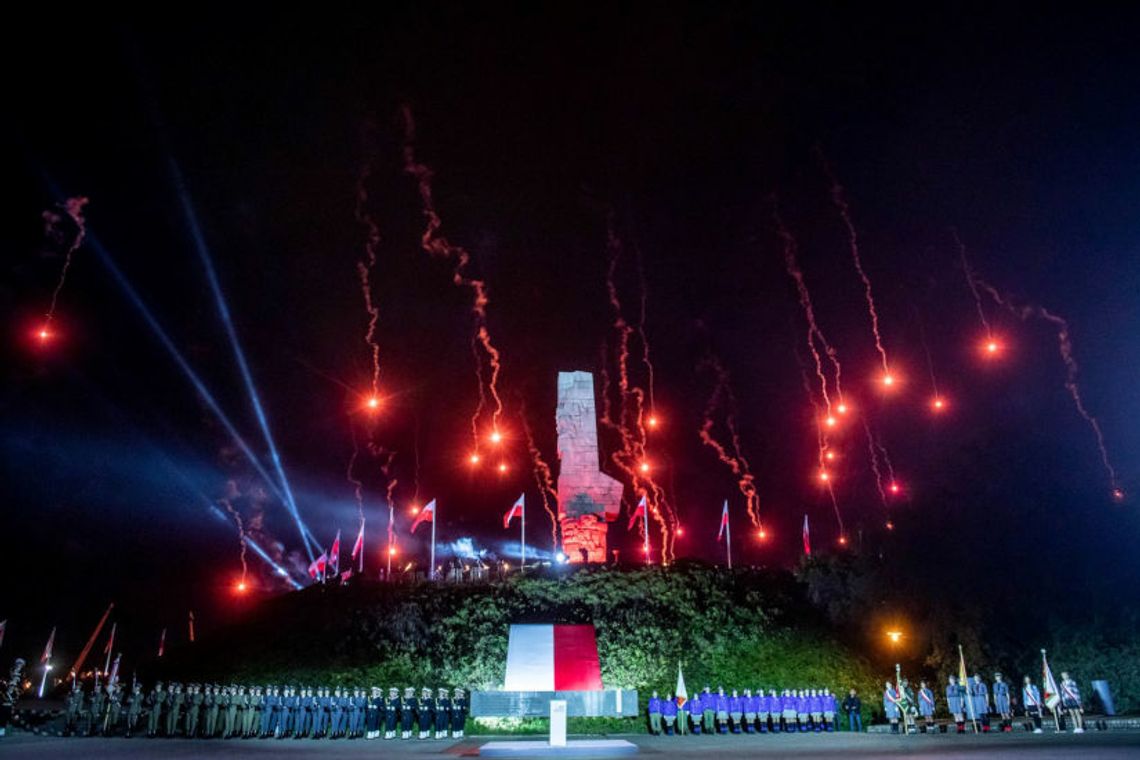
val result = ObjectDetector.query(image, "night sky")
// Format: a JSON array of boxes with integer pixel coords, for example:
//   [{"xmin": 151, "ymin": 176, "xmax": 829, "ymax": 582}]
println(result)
[{"xmin": 4, "ymin": 5, "xmax": 1139, "ymax": 665}]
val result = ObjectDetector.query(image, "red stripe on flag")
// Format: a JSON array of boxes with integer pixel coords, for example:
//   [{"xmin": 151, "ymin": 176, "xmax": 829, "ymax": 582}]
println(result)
[{"xmin": 552, "ymin": 625, "xmax": 603, "ymax": 691}]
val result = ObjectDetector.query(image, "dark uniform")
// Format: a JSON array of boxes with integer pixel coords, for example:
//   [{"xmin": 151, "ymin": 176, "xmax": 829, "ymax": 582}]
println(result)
[
  {"xmin": 451, "ymin": 688, "xmax": 467, "ymax": 738},
  {"xmin": 125, "ymin": 684, "xmax": 143, "ymax": 737},
  {"xmin": 186, "ymin": 685, "xmax": 203, "ymax": 737},
  {"xmin": 88, "ymin": 686, "xmax": 107, "ymax": 736},
  {"xmin": 384, "ymin": 688, "xmax": 400, "ymax": 739},
  {"xmin": 204, "ymin": 686, "xmax": 219, "ymax": 738},
  {"xmin": 436, "ymin": 688, "xmax": 451, "ymax": 739},
  {"xmin": 146, "ymin": 683, "xmax": 166, "ymax": 737},
  {"xmin": 165, "ymin": 684, "xmax": 184, "ymax": 737},
  {"xmin": 401, "ymin": 687, "xmax": 417, "ymax": 739},
  {"xmin": 417, "ymin": 688, "xmax": 435, "ymax": 740},
  {"xmin": 366, "ymin": 687, "xmax": 384, "ymax": 739},
  {"xmin": 105, "ymin": 686, "xmax": 124, "ymax": 735}
]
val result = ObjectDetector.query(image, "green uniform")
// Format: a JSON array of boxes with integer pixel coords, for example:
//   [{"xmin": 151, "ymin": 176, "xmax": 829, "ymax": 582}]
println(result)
[
  {"xmin": 205, "ymin": 689, "xmax": 220, "ymax": 737},
  {"xmin": 126, "ymin": 688, "xmax": 143, "ymax": 736},
  {"xmin": 166, "ymin": 688, "xmax": 184, "ymax": 736},
  {"xmin": 146, "ymin": 687, "xmax": 165, "ymax": 736},
  {"xmin": 186, "ymin": 689, "xmax": 203, "ymax": 736},
  {"xmin": 224, "ymin": 690, "xmax": 240, "ymax": 738}
]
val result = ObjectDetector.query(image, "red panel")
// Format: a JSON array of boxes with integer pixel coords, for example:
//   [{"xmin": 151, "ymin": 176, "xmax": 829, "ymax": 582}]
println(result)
[{"xmin": 552, "ymin": 624, "xmax": 603, "ymax": 691}]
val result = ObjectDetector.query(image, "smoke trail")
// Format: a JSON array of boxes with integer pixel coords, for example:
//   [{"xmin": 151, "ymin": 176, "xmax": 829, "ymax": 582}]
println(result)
[
  {"xmin": 818, "ymin": 157, "xmax": 891, "ymax": 373},
  {"xmin": 914, "ymin": 304, "xmax": 941, "ymax": 399},
  {"xmin": 953, "ymin": 229, "xmax": 992, "ymax": 337},
  {"xmin": 401, "ymin": 106, "xmax": 504, "ymax": 448},
  {"xmin": 774, "ymin": 203, "xmax": 844, "ymax": 410},
  {"xmin": 698, "ymin": 356, "xmax": 762, "ymax": 530},
  {"xmin": 861, "ymin": 417, "xmax": 887, "ymax": 507},
  {"xmin": 354, "ymin": 150, "xmax": 383, "ymax": 398},
  {"xmin": 519, "ymin": 398, "xmax": 559, "ymax": 549},
  {"xmin": 218, "ymin": 488, "xmax": 249, "ymax": 584},
  {"xmin": 632, "ymin": 237, "xmax": 657, "ymax": 414},
  {"xmin": 797, "ymin": 351, "xmax": 847, "ymax": 538},
  {"xmin": 347, "ymin": 425, "xmax": 366, "ymax": 525},
  {"xmin": 41, "ymin": 196, "xmax": 90, "ymax": 328},
  {"xmin": 977, "ymin": 280, "xmax": 1122, "ymax": 498}
]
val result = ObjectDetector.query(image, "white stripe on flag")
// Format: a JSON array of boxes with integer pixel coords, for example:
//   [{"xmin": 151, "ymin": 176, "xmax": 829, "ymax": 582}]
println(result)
[{"xmin": 504, "ymin": 624, "xmax": 555, "ymax": 691}]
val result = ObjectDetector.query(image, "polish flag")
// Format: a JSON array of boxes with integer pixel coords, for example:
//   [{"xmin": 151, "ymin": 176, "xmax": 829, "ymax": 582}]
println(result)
[
  {"xmin": 329, "ymin": 530, "xmax": 341, "ymax": 574},
  {"xmin": 351, "ymin": 521, "xmax": 365, "ymax": 561},
  {"xmin": 308, "ymin": 553, "xmax": 328, "ymax": 579},
  {"xmin": 802, "ymin": 514, "xmax": 811, "ymax": 556},
  {"xmin": 503, "ymin": 494, "xmax": 524, "ymax": 528},
  {"xmin": 503, "ymin": 624, "xmax": 604, "ymax": 691},
  {"xmin": 717, "ymin": 500, "xmax": 729, "ymax": 541},
  {"xmin": 41, "ymin": 627, "xmax": 56, "ymax": 663},
  {"xmin": 627, "ymin": 495, "xmax": 647, "ymax": 531},
  {"xmin": 157, "ymin": 628, "xmax": 166, "ymax": 658},
  {"xmin": 410, "ymin": 499, "xmax": 436, "ymax": 533}
]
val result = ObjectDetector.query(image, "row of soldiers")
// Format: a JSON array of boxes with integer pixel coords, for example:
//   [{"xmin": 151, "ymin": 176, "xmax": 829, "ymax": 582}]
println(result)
[
  {"xmin": 64, "ymin": 682, "xmax": 468, "ymax": 740},
  {"xmin": 647, "ymin": 687, "xmax": 840, "ymax": 735},
  {"xmin": 883, "ymin": 671, "xmax": 1087, "ymax": 734}
]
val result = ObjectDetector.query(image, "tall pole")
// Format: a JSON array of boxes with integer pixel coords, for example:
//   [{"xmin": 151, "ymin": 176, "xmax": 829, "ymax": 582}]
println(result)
[
  {"xmin": 429, "ymin": 504, "xmax": 436, "ymax": 580},
  {"xmin": 726, "ymin": 507, "xmax": 733, "ymax": 569},
  {"xmin": 38, "ymin": 664, "xmax": 50, "ymax": 697},
  {"xmin": 643, "ymin": 503, "xmax": 650, "ymax": 565},
  {"xmin": 359, "ymin": 519, "xmax": 365, "ymax": 574},
  {"xmin": 521, "ymin": 498, "xmax": 526, "ymax": 570},
  {"xmin": 386, "ymin": 503, "xmax": 394, "ymax": 580},
  {"xmin": 103, "ymin": 623, "xmax": 116, "ymax": 676}
]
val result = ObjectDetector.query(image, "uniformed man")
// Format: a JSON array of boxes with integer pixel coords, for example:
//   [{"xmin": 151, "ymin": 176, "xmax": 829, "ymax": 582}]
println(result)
[
  {"xmin": 1022, "ymin": 675, "xmax": 1043, "ymax": 733},
  {"xmin": 262, "ymin": 685, "xmax": 279, "ymax": 738},
  {"xmin": 203, "ymin": 685, "xmax": 219, "ymax": 738},
  {"xmin": 700, "ymin": 686, "xmax": 715, "ymax": 734},
  {"xmin": 809, "ymin": 688, "xmax": 824, "ymax": 732},
  {"xmin": 993, "ymin": 673, "xmax": 1012, "ymax": 732},
  {"xmin": 365, "ymin": 687, "xmax": 383, "ymax": 739},
  {"xmin": 384, "ymin": 687, "xmax": 400, "ymax": 739},
  {"xmin": 742, "ymin": 689, "xmax": 757, "ymax": 734},
  {"xmin": 87, "ymin": 681, "xmax": 107, "ymax": 736},
  {"xmin": 686, "ymin": 692, "xmax": 701, "ymax": 734},
  {"xmin": 755, "ymin": 690, "xmax": 769, "ymax": 733},
  {"xmin": 435, "ymin": 687, "xmax": 451, "ymax": 739},
  {"xmin": 186, "ymin": 684, "xmax": 203, "ymax": 737},
  {"xmin": 822, "ymin": 688, "xmax": 837, "ymax": 732},
  {"xmin": 108, "ymin": 684, "xmax": 125, "ymax": 736},
  {"xmin": 418, "ymin": 687, "xmax": 435, "ymax": 739},
  {"xmin": 125, "ymin": 682, "xmax": 144, "ymax": 738},
  {"xmin": 223, "ymin": 686, "xmax": 240, "ymax": 738},
  {"xmin": 348, "ymin": 687, "xmax": 363, "ymax": 738},
  {"xmin": 781, "ymin": 689, "xmax": 797, "ymax": 733},
  {"xmin": 401, "ymin": 687, "xmax": 417, "ymax": 739},
  {"xmin": 244, "ymin": 686, "xmax": 261, "ymax": 738},
  {"xmin": 146, "ymin": 681, "xmax": 166, "ymax": 737},
  {"xmin": 1059, "ymin": 672, "xmax": 1084, "ymax": 733},
  {"xmin": 647, "ymin": 690, "xmax": 662, "ymax": 735},
  {"xmin": 915, "ymin": 681, "xmax": 934, "ymax": 732},
  {"xmin": 970, "ymin": 674, "xmax": 990, "ymax": 732},
  {"xmin": 166, "ymin": 683, "xmax": 185, "ymax": 737},
  {"xmin": 310, "ymin": 686, "xmax": 327, "ymax": 738},
  {"xmin": 661, "ymin": 693, "xmax": 678, "ymax": 735},
  {"xmin": 63, "ymin": 682, "xmax": 82, "ymax": 736},
  {"xmin": 795, "ymin": 689, "xmax": 809, "ymax": 733},
  {"xmin": 451, "ymin": 687, "xmax": 467, "ymax": 738},
  {"xmin": 883, "ymin": 680, "xmax": 901, "ymax": 734},
  {"xmin": 728, "ymin": 689, "xmax": 743, "ymax": 734}
]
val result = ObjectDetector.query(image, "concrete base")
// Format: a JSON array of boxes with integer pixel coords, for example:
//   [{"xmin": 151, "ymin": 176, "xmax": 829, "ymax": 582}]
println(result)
[{"xmin": 480, "ymin": 739, "xmax": 639, "ymax": 757}]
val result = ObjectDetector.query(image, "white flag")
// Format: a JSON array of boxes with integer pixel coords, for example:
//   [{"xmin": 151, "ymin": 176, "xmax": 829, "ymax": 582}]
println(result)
[{"xmin": 1041, "ymin": 650, "xmax": 1061, "ymax": 709}]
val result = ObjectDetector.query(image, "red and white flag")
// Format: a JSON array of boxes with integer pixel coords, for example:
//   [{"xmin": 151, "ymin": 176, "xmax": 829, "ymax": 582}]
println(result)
[
  {"xmin": 628, "ymin": 495, "xmax": 647, "ymax": 531},
  {"xmin": 410, "ymin": 499, "xmax": 436, "ymax": 533},
  {"xmin": 307, "ymin": 553, "xmax": 328, "ymax": 579},
  {"xmin": 802, "ymin": 514, "xmax": 811, "ymax": 556},
  {"xmin": 329, "ymin": 530, "xmax": 342, "ymax": 574},
  {"xmin": 717, "ymin": 500, "xmax": 730, "ymax": 541},
  {"xmin": 103, "ymin": 623, "xmax": 116, "ymax": 656},
  {"xmin": 188, "ymin": 611, "xmax": 195, "ymax": 643},
  {"xmin": 504, "ymin": 494, "xmax": 525, "ymax": 528},
  {"xmin": 157, "ymin": 628, "xmax": 166, "ymax": 658},
  {"xmin": 41, "ymin": 626, "xmax": 56, "ymax": 664},
  {"xmin": 503, "ymin": 624, "xmax": 604, "ymax": 691},
  {"xmin": 107, "ymin": 654, "xmax": 121, "ymax": 687},
  {"xmin": 1041, "ymin": 649, "xmax": 1062, "ymax": 709},
  {"xmin": 351, "ymin": 520, "xmax": 365, "ymax": 561}
]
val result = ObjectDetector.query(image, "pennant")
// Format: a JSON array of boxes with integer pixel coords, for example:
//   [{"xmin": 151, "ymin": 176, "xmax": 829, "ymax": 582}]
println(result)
[
  {"xmin": 717, "ymin": 500, "xmax": 729, "ymax": 541},
  {"xmin": 802, "ymin": 514, "xmax": 811, "ymax": 556},
  {"xmin": 675, "ymin": 662, "xmax": 689, "ymax": 708},
  {"xmin": 329, "ymin": 530, "xmax": 342, "ymax": 573},
  {"xmin": 410, "ymin": 499, "xmax": 436, "ymax": 533},
  {"xmin": 1041, "ymin": 649, "xmax": 1061, "ymax": 710},
  {"xmin": 41, "ymin": 626, "xmax": 56, "ymax": 664},
  {"xmin": 627, "ymin": 495, "xmax": 647, "ymax": 531},
  {"xmin": 504, "ymin": 494, "xmax": 525, "ymax": 528},
  {"xmin": 351, "ymin": 520, "xmax": 365, "ymax": 560},
  {"xmin": 157, "ymin": 628, "xmax": 166, "ymax": 658},
  {"xmin": 307, "ymin": 553, "xmax": 328, "ymax": 579}
]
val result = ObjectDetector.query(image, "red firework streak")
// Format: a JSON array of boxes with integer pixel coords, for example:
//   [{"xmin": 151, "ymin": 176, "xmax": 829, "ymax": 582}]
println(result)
[
  {"xmin": 401, "ymin": 106, "xmax": 504, "ymax": 454},
  {"xmin": 40, "ymin": 196, "xmax": 90, "ymax": 339},
  {"xmin": 698, "ymin": 356, "xmax": 763, "ymax": 535},
  {"xmin": 519, "ymin": 398, "xmax": 560, "ymax": 550}
]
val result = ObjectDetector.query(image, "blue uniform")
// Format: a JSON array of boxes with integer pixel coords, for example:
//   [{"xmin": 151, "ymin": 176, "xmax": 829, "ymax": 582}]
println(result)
[
  {"xmin": 883, "ymin": 687, "xmax": 901, "ymax": 720},
  {"xmin": 647, "ymin": 697, "xmax": 662, "ymax": 714},
  {"xmin": 686, "ymin": 696, "xmax": 701, "ymax": 733},
  {"xmin": 971, "ymin": 680, "xmax": 989, "ymax": 717},
  {"xmin": 946, "ymin": 682, "xmax": 964, "ymax": 715},
  {"xmin": 261, "ymin": 692, "xmax": 278, "ymax": 736},
  {"xmin": 1023, "ymin": 684, "xmax": 1042, "ymax": 713},
  {"xmin": 993, "ymin": 681, "xmax": 1011, "ymax": 713},
  {"xmin": 918, "ymin": 688, "xmax": 935, "ymax": 718},
  {"xmin": 661, "ymin": 699, "xmax": 677, "ymax": 734}
]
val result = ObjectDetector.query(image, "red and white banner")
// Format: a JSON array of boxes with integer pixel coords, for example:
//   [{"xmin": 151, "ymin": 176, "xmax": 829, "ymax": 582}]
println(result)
[
  {"xmin": 411, "ymin": 499, "xmax": 436, "ymax": 533},
  {"xmin": 627, "ymin": 496, "xmax": 646, "ymax": 531},
  {"xmin": 504, "ymin": 494, "xmax": 524, "ymax": 528},
  {"xmin": 41, "ymin": 626, "xmax": 56, "ymax": 663},
  {"xmin": 351, "ymin": 521, "xmax": 365, "ymax": 561},
  {"xmin": 802, "ymin": 513, "xmax": 811, "ymax": 556},
  {"xmin": 503, "ymin": 624, "xmax": 604, "ymax": 691},
  {"xmin": 308, "ymin": 553, "xmax": 328, "ymax": 579},
  {"xmin": 717, "ymin": 500, "xmax": 729, "ymax": 541}
]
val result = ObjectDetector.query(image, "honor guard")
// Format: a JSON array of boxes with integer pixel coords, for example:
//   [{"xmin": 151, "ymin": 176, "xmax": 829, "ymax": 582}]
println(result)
[
  {"xmin": 713, "ymin": 686, "xmax": 729, "ymax": 734},
  {"xmin": 328, "ymin": 686, "xmax": 344, "ymax": 738},
  {"xmin": 401, "ymin": 687, "xmax": 417, "ymax": 739},
  {"xmin": 350, "ymin": 686, "xmax": 366, "ymax": 738},
  {"xmin": 104, "ymin": 684, "xmax": 123, "ymax": 736},
  {"xmin": 65, "ymin": 682, "xmax": 84, "ymax": 735},
  {"xmin": 728, "ymin": 689, "xmax": 743, "ymax": 734},
  {"xmin": 917, "ymin": 681, "xmax": 936, "ymax": 732},
  {"xmin": 794, "ymin": 689, "xmax": 809, "ymax": 733},
  {"xmin": 822, "ymin": 688, "xmax": 837, "ymax": 731},
  {"xmin": 883, "ymin": 680, "xmax": 901, "ymax": 733},
  {"xmin": 451, "ymin": 687, "xmax": 467, "ymax": 738},
  {"xmin": 1059, "ymin": 672, "xmax": 1084, "ymax": 733},
  {"xmin": 226, "ymin": 685, "xmax": 242, "ymax": 738},
  {"xmin": 418, "ymin": 687, "xmax": 435, "ymax": 739},
  {"xmin": 243, "ymin": 686, "xmax": 260, "ymax": 738},
  {"xmin": 145, "ymin": 681, "xmax": 165, "ymax": 737},
  {"xmin": 282, "ymin": 686, "xmax": 298, "ymax": 738},
  {"xmin": 661, "ymin": 694, "xmax": 678, "ymax": 735},
  {"xmin": 699, "ymin": 687, "xmax": 715, "ymax": 734},
  {"xmin": 780, "ymin": 689, "xmax": 797, "ymax": 732},
  {"xmin": 993, "ymin": 673, "xmax": 1012, "ymax": 732},
  {"xmin": 647, "ymin": 690, "xmax": 662, "ymax": 735},
  {"xmin": 808, "ymin": 689, "xmax": 823, "ymax": 732},
  {"xmin": 436, "ymin": 688, "xmax": 451, "ymax": 739},
  {"xmin": 742, "ymin": 689, "xmax": 757, "ymax": 734},
  {"xmin": 298, "ymin": 687, "xmax": 316, "ymax": 738},
  {"xmin": 186, "ymin": 684, "xmax": 203, "ymax": 737},
  {"xmin": 203, "ymin": 685, "xmax": 218, "ymax": 738},
  {"xmin": 366, "ymin": 687, "xmax": 383, "ymax": 739},
  {"xmin": 755, "ymin": 691, "xmax": 769, "ymax": 734},
  {"xmin": 1022, "ymin": 676, "xmax": 1044, "ymax": 733},
  {"xmin": 166, "ymin": 683, "xmax": 184, "ymax": 736},
  {"xmin": 125, "ymin": 682, "xmax": 143, "ymax": 737},
  {"xmin": 685, "ymin": 693, "xmax": 701, "ymax": 734},
  {"xmin": 970, "ymin": 674, "xmax": 990, "ymax": 732},
  {"xmin": 385, "ymin": 687, "xmax": 400, "ymax": 739}
]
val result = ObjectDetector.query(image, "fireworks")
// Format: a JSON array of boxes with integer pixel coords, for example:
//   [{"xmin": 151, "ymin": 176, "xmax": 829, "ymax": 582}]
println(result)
[
  {"xmin": 41, "ymin": 196, "xmax": 90, "ymax": 337},
  {"xmin": 698, "ymin": 356, "xmax": 764, "ymax": 534}
]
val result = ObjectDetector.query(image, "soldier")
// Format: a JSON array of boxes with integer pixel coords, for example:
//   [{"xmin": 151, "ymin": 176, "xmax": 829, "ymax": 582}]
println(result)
[
  {"xmin": 145, "ymin": 681, "xmax": 165, "ymax": 737},
  {"xmin": 244, "ymin": 686, "xmax": 261, "ymax": 738},
  {"xmin": 261, "ymin": 685, "xmax": 278, "ymax": 738},
  {"xmin": 186, "ymin": 684, "xmax": 203, "ymax": 737},
  {"xmin": 349, "ymin": 687, "xmax": 364, "ymax": 738},
  {"xmin": 166, "ymin": 683, "xmax": 185, "ymax": 737},
  {"xmin": 795, "ymin": 689, "xmax": 809, "ymax": 733},
  {"xmin": 308, "ymin": 686, "xmax": 325, "ymax": 738},
  {"xmin": 661, "ymin": 693, "xmax": 678, "ymax": 735},
  {"xmin": 418, "ymin": 687, "xmax": 435, "ymax": 740},
  {"xmin": 822, "ymin": 688, "xmax": 837, "ymax": 732},
  {"xmin": 125, "ymin": 682, "xmax": 144, "ymax": 738},
  {"xmin": 700, "ymin": 686, "xmax": 715, "ymax": 734},
  {"xmin": 728, "ymin": 689, "xmax": 743, "ymax": 734},
  {"xmin": 108, "ymin": 684, "xmax": 125, "ymax": 736},
  {"xmin": 224, "ymin": 686, "xmax": 240, "ymax": 738},
  {"xmin": 65, "ymin": 682, "xmax": 84, "ymax": 736},
  {"xmin": 365, "ymin": 687, "xmax": 383, "ymax": 739},
  {"xmin": 741, "ymin": 689, "xmax": 757, "ymax": 734},
  {"xmin": 970, "ymin": 674, "xmax": 990, "ymax": 732},
  {"xmin": 451, "ymin": 687, "xmax": 467, "ymax": 738},
  {"xmin": 883, "ymin": 680, "xmax": 901, "ymax": 734},
  {"xmin": 685, "ymin": 692, "xmax": 701, "ymax": 734},
  {"xmin": 809, "ymin": 689, "xmax": 823, "ymax": 732},
  {"xmin": 203, "ymin": 685, "xmax": 219, "ymax": 738},
  {"xmin": 1022, "ymin": 675, "xmax": 1044, "ymax": 733},
  {"xmin": 401, "ymin": 687, "xmax": 417, "ymax": 739},
  {"xmin": 1059, "ymin": 672, "xmax": 1084, "ymax": 733},
  {"xmin": 436, "ymin": 688, "xmax": 451, "ymax": 739},
  {"xmin": 647, "ymin": 690, "xmax": 662, "ymax": 735},
  {"xmin": 993, "ymin": 673, "xmax": 1012, "ymax": 732},
  {"xmin": 918, "ymin": 680, "xmax": 936, "ymax": 733},
  {"xmin": 781, "ymin": 689, "xmax": 797, "ymax": 733},
  {"xmin": 385, "ymin": 687, "xmax": 400, "ymax": 739},
  {"xmin": 87, "ymin": 681, "xmax": 107, "ymax": 736},
  {"xmin": 755, "ymin": 690, "xmax": 769, "ymax": 734},
  {"xmin": 337, "ymin": 686, "xmax": 352, "ymax": 738}
]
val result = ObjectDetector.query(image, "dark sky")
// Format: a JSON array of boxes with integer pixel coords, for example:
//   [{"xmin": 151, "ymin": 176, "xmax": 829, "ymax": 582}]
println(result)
[{"xmin": 4, "ymin": 5, "xmax": 1139, "ymax": 665}]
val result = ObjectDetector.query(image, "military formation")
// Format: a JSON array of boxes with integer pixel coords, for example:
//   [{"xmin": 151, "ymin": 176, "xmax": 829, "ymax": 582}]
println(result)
[
  {"xmin": 646, "ymin": 686, "xmax": 840, "ymax": 735},
  {"xmin": 884, "ymin": 671, "xmax": 1089, "ymax": 734},
  {"xmin": 61, "ymin": 681, "xmax": 468, "ymax": 740}
]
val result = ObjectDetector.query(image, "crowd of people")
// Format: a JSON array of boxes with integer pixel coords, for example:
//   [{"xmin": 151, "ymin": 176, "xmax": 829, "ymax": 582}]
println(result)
[
  {"xmin": 646, "ymin": 687, "xmax": 841, "ymax": 735},
  {"xmin": 59, "ymin": 680, "xmax": 468, "ymax": 740}
]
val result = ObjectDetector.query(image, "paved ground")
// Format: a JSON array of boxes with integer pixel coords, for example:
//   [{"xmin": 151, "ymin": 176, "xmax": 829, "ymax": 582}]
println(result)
[{"xmin": 2, "ymin": 731, "xmax": 1139, "ymax": 758}]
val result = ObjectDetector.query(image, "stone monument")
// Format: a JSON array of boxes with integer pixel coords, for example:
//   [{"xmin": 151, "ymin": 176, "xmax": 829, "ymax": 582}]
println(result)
[{"xmin": 555, "ymin": 371, "xmax": 623, "ymax": 563}]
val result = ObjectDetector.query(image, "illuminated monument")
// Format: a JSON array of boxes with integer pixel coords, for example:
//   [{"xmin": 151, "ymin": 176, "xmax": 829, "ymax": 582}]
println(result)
[{"xmin": 556, "ymin": 371, "xmax": 622, "ymax": 563}]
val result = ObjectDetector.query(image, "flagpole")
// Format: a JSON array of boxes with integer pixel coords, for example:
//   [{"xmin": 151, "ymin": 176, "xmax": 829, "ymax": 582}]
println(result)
[
  {"xmin": 360, "ymin": 519, "xmax": 365, "ymax": 574},
  {"xmin": 960, "ymin": 645, "xmax": 979, "ymax": 734},
  {"xmin": 726, "ymin": 506, "xmax": 732, "ymax": 569},
  {"xmin": 1042, "ymin": 648, "xmax": 1061, "ymax": 732},
  {"xmin": 520, "ymin": 497, "xmax": 526, "ymax": 570},
  {"xmin": 429, "ymin": 502, "xmax": 436, "ymax": 581},
  {"xmin": 643, "ymin": 501, "xmax": 650, "ymax": 565},
  {"xmin": 103, "ymin": 623, "xmax": 116, "ymax": 676},
  {"xmin": 38, "ymin": 663, "xmax": 50, "ymax": 697},
  {"xmin": 387, "ymin": 503, "xmax": 394, "ymax": 580}
]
